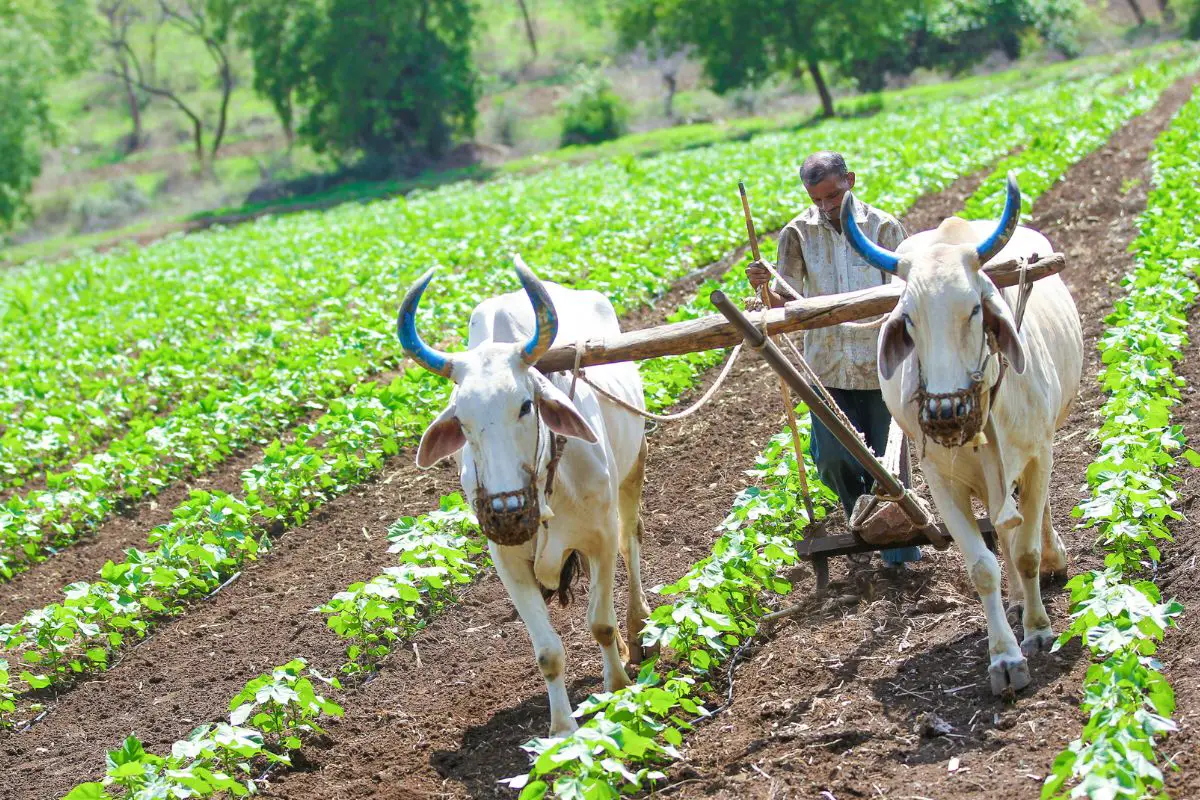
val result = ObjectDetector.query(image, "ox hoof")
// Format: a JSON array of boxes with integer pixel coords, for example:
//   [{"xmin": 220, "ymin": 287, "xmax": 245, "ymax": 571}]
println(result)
[
  {"xmin": 1021, "ymin": 628, "xmax": 1056, "ymax": 657},
  {"xmin": 988, "ymin": 654, "xmax": 1032, "ymax": 695},
  {"xmin": 1041, "ymin": 551, "xmax": 1069, "ymax": 578}
]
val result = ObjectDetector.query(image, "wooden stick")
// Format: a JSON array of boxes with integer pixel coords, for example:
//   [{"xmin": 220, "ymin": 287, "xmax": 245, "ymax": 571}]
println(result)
[
  {"xmin": 536, "ymin": 253, "xmax": 1066, "ymax": 373},
  {"xmin": 739, "ymin": 182, "xmax": 817, "ymax": 528}
]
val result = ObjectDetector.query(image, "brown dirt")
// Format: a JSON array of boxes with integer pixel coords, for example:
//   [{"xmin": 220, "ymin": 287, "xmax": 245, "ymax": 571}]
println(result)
[
  {"xmin": 664, "ymin": 71, "xmax": 1200, "ymax": 800},
  {"xmin": 0, "ymin": 398, "xmax": 344, "ymax": 624},
  {"xmin": 1160, "ymin": 304, "xmax": 1200, "ymax": 798}
]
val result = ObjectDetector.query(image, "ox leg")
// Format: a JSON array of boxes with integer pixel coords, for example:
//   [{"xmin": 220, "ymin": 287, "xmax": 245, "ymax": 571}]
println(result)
[
  {"xmin": 1040, "ymin": 496, "xmax": 1069, "ymax": 577},
  {"xmin": 1014, "ymin": 459, "xmax": 1056, "ymax": 657},
  {"xmin": 490, "ymin": 543, "xmax": 577, "ymax": 737},
  {"xmin": 588, "ymin": 540, "xmax": 634, "ymax": 692},
  {"xmin": 618, "ymin": 445, "xmax": 651, "ymax": 667},
  {"xmin": 925, "ymin": 470, "xmax": 1029, "ymax": 695}
]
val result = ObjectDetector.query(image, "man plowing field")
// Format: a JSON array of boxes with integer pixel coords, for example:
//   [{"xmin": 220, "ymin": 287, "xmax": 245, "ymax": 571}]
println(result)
[{"xmin": 746, "ymin": 151, "xmax": 922, "ymax": 571}]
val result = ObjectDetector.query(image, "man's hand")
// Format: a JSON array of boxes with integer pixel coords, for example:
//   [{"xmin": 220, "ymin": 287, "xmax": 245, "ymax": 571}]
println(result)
[{"xmin": 745, "ymin": 260, "xmax": 771, "ymax": 290}]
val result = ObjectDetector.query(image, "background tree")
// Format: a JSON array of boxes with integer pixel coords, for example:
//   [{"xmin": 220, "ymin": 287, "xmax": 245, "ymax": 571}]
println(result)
[
  {"xmin": 100, "ymin": 0, "xmax": 239, "ymax": 167},
  {"xmin": 97, "ymin": 0, "xmax": 156, "ymax": 153},
  {"xmin": 233, "ymin": 0, "xmax": 478, "ymax": 170},
  {"xmin": 612, "ymin": 0, "xmax": 922, "ymax": 118},
  {"xmin": 612, "ymin": 0, "xmax": 1081, "ymax": 115},
  {"xmin": 0, "ymin": 0, "xmax": 94, "ymax": 230},
  {"xmin": 223, "ymin": 0, "xmax": 319, "ymax": 148}
]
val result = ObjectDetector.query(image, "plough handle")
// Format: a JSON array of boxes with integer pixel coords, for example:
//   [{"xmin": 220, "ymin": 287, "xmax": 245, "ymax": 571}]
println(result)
[
  {"xmin": 710, "ymin": 289, "xmax": 932, "ymax": 529},
  {"xmin": 738, "ymin": 181, "xmax": 762, "ymax": 264}
]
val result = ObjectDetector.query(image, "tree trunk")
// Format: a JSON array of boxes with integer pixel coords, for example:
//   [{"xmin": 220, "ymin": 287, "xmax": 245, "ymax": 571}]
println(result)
[
  {"xmin": 807, "ymin": 59, "xmax": 835, "ymax": 118},
  {"xmin": 210, "ymin": 54, "xmax": 233, "ymax": 161},
  {"xmin": 663, "ymin": 72, "xmax": 677, "ymax": 120},
  {"xmin": 1158, "ymin": 0, "xmax": 1175, "ymax": 23},
  {"xmin": 515, "ymin": 0, "xmax": 537, "ymax": 58},
  {"xmin": 1126, "ymin": 0, "xmax": 1147, "ymax": 25},
  {"xmin": 120, "ymin": 67, "xmax": 143, "ymax": 152}
]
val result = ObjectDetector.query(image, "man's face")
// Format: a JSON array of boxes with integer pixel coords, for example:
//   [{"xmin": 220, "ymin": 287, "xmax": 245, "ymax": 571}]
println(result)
[{"xmin": 805, "ymin": 172, "xmax": 856, "ymax": 228}]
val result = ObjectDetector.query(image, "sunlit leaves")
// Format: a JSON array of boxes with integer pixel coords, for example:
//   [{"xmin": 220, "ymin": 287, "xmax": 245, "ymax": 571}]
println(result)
[
  {"xmin": 1043, "ymin": 85, "xmax": 1200, "ymax": 800},
  {"xmin": 62, "ymin": 658, "xmax": 341, "ymax": 799}
]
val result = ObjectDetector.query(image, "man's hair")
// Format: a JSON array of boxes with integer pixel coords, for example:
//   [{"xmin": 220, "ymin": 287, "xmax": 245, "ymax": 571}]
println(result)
[{"xmin": 800, "ymin": 151, "xmax": 849, "ymax": 186}]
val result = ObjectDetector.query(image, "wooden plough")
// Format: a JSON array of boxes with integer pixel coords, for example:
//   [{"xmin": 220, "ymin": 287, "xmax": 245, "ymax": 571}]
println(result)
[{"xmin": 533, "ymin": 200, "xmax": 1065, "ymax": 597}]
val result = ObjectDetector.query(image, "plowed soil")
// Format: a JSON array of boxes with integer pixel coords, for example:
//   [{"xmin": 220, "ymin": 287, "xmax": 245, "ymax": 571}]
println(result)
[
  {"xmin": 666, "ymin": 72, "xmax": 1200, "ymax": 800},
  {"xmin": 2, "ymin": 73, "xmax": 1198, "ymax": 800}
]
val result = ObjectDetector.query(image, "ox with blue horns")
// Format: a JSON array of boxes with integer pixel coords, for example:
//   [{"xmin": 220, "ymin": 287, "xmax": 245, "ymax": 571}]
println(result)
[
  {"xmin": 398, "ymin": 257, "xmax": 650, "ymax": 736},
  {"xmin": 841, "ymin": 172, "xmax": 1083, "ymax": 694}
]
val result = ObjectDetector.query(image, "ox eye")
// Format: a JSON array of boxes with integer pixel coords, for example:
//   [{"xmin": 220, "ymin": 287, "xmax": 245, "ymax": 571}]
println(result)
[
  {"xmin": 901, "ymin": 313, "xmax": 913, "ymax": 328},
  {"xmin": 969, "ymin": 304, "xmax": 982, "ymax": 320},
  {"xmin": 519, "ymin": 399, "xmax": 533, "ymax": 419}
]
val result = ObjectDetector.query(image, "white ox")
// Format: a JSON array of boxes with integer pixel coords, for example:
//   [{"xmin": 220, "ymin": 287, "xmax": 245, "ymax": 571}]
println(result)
[
  {"xmin": 841, "ymin": 173, "xmax": 1083, "ymax": 694},
  {"xmin": 396, "ymin": 261, "xmax": 649, "ymax": 736}
]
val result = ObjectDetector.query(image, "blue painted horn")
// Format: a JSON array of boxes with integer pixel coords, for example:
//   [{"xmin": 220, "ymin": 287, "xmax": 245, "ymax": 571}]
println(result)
[
  {"xmin": 840, "ymin": 192, "xmax": 900, "ymax": 274},
  {"xmin": 513, "ymin": 255, "xmax": 558, "ymax": 365},
  {"xmin": 396, "ymin": 267, "xmax": 454, "ymax": 379},
  {"xmin": 975, "ymin": 172, "xmax": 1021, "ymax": 265}
]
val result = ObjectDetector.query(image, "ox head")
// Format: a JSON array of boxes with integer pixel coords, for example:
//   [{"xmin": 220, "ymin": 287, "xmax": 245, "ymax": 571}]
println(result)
[
  {"xmin": 840, "ymin": 173, "xmax": 1028, "ymax": 443},
  {"xmin": 397, "ymin": 259, "xmax": 598, "ymax": 532}
]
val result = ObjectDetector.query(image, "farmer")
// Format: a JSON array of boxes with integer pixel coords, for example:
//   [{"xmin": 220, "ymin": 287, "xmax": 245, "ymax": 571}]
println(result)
[{"xmin": 746, "ymin": 151, "xmax": 922, "ymax": 570}]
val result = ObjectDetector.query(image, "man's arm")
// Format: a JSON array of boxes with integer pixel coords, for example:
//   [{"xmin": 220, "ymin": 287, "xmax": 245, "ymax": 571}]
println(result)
[{"xmin": 745, "ymin": 226, "xmax": 804, "ymax": 309}]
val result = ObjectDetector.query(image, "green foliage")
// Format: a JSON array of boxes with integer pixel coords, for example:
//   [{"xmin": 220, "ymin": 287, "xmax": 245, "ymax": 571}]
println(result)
[
  {"xmin": 63, "ymin": 658, "xmax": 342, "ymax": 799},
  {"xmin": 0, "ymin": 0, "xmax": 94, "ymax": 230},
  {"xmin": 230, "ymin": 0, "xmax": 478, "ymax": 164},
  {"xmin": 559, "ymin": 71, "xmax": 629, "ymax": 147},
  {"xmin": 1042, "ymin": 85, "xmax": 1200, "ymax": 800},
  {"xmin": 612, "ymin": 0, "xmax": 914, "ymax": 99}
]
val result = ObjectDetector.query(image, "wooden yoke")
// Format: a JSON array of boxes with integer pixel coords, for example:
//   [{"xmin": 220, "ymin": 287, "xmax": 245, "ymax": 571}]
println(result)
[{"xmin": 535, "ymin": 254, "xmax": 1066, "ymax": 374}]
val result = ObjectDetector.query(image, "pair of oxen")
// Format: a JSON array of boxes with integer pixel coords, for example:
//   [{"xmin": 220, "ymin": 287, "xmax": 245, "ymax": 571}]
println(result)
[{"xmin": 397, "ymin": 173, "xmax": 1082, "ymax": 737}]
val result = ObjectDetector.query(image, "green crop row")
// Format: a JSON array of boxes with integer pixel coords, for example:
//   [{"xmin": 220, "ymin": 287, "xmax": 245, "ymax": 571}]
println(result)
[
  {"xmin": 0, "ymin": 57, "xmax": 1169, "ymax": 472},
  {"xmin": 62, "ymin": 657, "xmax": 344, "ymax": 800},
  {"xmin": 507, "ymin": 423, "xmax": 838, "ymax": 798},
  {"xmin": 0, "ymin": 373, "xmax": 443, "ymax": 713},
  {"xmin": 0, "ymin": 303, "xmax": 356, "ymax": 493},
  {"xmin": 318, "ymin": 493, "xmax": 485, "ymax": 675},
  {"xmin": 0, "ymin": 325, "xmax": 404, "ymax": 582},
  {"xmin": 1042, "ymin": 87, "xmax": 1200, "ymax": 800},
  {"xmin": 2, "ymin": 65, "xmax": 1160, "ymax": 582}
]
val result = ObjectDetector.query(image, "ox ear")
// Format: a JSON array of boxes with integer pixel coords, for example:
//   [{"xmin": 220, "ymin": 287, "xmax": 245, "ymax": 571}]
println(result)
[
  {"xmin": 878, "ymin": 310, "xmax": 914, "ymax": 380},
  {"xmin": 416, "ymin": 405, "xmax": 466, "ymax": 468},
  {"xmin": 533, "ymin": 376, "xmax": 599, "ymax": 444},
  {"xmin": 982, "ymin": 292, "xmax": 1027, "ymax": 375}
]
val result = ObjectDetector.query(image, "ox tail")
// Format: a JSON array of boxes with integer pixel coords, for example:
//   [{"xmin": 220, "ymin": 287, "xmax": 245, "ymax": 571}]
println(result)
[{"xmin": 541, "ymin": 550, "xmax": 585, "ymax": 608}]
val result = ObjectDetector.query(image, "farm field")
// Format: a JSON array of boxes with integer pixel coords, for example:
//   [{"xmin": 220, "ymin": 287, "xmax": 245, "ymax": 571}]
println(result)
[{"xmin": 2, "ymin": 43, "xmax": 1200, "ymax": 800}]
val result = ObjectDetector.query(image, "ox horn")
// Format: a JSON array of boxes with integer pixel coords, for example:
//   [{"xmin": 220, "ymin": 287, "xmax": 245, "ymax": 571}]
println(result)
[
  {"xmin": 975, "ymin": 171, "xmax": 1021, "ymax": 265},
  {"xmin": 396, "ymin": 267, "xmax": 454, "ymax": 379},
  {"xmin": 513, "ymin": 254, "xmax": 558, "ymax": 365},
  {"xmin": 840, "ymin": 192, "xmax": 900, "ymax": 274}
]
